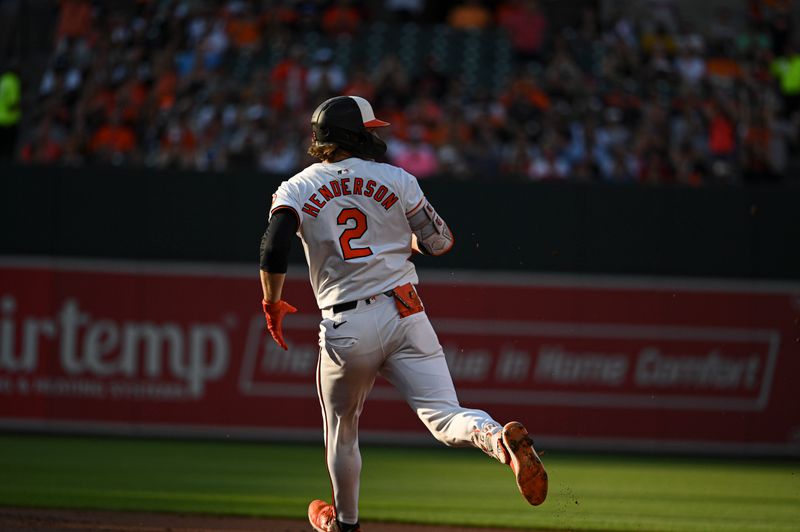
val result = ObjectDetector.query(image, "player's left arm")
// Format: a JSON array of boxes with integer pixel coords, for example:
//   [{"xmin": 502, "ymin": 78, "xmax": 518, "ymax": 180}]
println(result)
[
  {"xmin": 410, "ymin": 233, "xmax": 424, "ymax": 255},
  {"xmin": 401, "ymin": 170, "xmax": 454, "ymax": 256},
  {"xmin": 259, "ymin": 208, "xmax": 299, "ymax": 349},
  {"xmin": 406, "ymin": 199, "xmax": 454, "ymax": 256}
]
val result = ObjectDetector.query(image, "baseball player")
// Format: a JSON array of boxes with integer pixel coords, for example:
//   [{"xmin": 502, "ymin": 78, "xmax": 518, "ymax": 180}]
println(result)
[{"xmin": 259, "ymin": 95, "xmax": 547, "ymax": 532}]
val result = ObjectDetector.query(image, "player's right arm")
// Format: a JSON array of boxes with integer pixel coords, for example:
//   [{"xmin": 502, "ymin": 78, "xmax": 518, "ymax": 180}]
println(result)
[
  {"xmin": 259, "ymin": 209, "xmax": 298, "ymax": 301},
  {"xmin": 259, "ymin": 182, "xmax": 302, "ymax": 349}
]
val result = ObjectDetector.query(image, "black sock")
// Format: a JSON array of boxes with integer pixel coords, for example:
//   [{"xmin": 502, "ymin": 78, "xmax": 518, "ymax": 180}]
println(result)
[{"xmin": 336, "ymin": 519, "xmax": 360, "ymax": 532}]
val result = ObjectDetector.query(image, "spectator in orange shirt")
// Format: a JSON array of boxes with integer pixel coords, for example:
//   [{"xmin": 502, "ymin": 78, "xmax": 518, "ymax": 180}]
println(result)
[
  {"xmin": 447, "ymin": 0, "xmax": 492, "ymax": 30},
  {"xmin": 148, "ymin": 49, "xmax": 178, "ymax": 111},
  {"xmin": 89, "ymin": 110, "xmax": 137, "ymax": 160},
  {"xmin": 503, "ymin": 71, "xmax": 550, "ymax": 111},
  {"xmin": 321, "ymin": 0, "xmax": 362, "ymax": 36},
  {"xmin": 226, "ymin": 3, "xmax": 262, "ymax": 51},
  {"xmin": 263, "ymin": 1, "xmax": 300, "ymax": 31},
  {"xmin": 705, "ymin": 98, "xmax": 738, "ymax": 181},
  {"xmin": 269, "ymin": 45, "xmax": 308, "ymax": 111}
]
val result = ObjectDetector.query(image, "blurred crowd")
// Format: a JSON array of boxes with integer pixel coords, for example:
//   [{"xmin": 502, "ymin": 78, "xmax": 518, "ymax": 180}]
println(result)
[{"xmin": 11, "ymin": 0, "xmax": 800, "ymax": 184}]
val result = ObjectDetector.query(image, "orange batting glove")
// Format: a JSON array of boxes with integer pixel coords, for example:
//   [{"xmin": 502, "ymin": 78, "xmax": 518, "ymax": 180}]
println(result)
[{"xmin": 262, "ymin": 299, "xmax": 297, "ymax": 350}]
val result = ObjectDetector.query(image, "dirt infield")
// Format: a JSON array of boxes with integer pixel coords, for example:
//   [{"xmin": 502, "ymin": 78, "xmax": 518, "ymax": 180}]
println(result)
[{"xmin": 0, "ymin": 507, "xmax": 542, "ymax": 532}]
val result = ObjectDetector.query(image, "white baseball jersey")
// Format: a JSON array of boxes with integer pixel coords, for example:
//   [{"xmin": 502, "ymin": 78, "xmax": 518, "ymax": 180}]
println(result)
[{"xmin": 269, "ymin": 157, "xmax": 425, "ymax": 309}]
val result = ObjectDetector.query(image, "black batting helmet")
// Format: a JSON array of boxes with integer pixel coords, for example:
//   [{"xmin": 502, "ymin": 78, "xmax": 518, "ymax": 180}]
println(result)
[{"xmin": 311, "ymin": 96, "xmax": 390, "ymax": 159}]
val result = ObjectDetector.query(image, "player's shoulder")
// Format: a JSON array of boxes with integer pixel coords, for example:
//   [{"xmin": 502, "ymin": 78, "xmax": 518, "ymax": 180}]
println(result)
[
  {"xmin": 359, "ymin": 159, "xmax": 418, "ymax": 183},
  {"xmin": 286, "ymin": 162, "xmax": 326, "ymax": 184},
  {"xmin": 276, "ymin": 163, "xmax": 328, "ymax": 196}
]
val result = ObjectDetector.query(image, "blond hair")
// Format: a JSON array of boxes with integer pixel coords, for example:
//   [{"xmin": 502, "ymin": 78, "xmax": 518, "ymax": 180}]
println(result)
[{"xmin": 308, "ymin": 142, "xmax": 345, "ymax": 162}]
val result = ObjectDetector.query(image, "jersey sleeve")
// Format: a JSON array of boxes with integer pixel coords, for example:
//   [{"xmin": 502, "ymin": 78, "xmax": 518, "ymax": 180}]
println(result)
[
  {"xmin": 269, "ymin": 180, "xmax": 303, "ymax": 225},
  {"xmin": 400, "ymin": 169, "xmax": 426, "ymax": 215}
]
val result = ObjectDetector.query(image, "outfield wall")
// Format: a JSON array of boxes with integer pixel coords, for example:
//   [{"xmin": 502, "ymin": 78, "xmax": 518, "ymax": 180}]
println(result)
[
  {"xmin": 3, "ymin": 166, "xmax": 799, "ymax": 454},
  {"xmin": 2, "ymin": 165, "xmax": 800, "ymax": 279},
  {"xmin": 1, "ymin": 257, "xmax": 798, "ymax": 456}
]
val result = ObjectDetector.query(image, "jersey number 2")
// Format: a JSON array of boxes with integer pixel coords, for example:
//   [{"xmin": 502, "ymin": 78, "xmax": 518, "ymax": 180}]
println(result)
[{"xmin": 337, "ymin": 208, "xmax": 373, "ymax": 260}]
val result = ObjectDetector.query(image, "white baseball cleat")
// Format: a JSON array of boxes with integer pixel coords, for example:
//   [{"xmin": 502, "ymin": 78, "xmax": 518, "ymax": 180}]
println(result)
[{"xmin": 501, "ymin": 421, "xmax": 548, "ymax": 506}]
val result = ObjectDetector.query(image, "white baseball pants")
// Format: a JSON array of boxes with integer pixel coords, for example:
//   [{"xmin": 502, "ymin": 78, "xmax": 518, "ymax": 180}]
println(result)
[{"xmin": 316, "ymin": 293, "xmax": 500, "ymax": 524}]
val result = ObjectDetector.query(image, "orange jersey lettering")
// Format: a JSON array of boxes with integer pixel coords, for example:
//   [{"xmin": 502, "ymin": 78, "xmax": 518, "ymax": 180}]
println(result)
[{"xmin": 364, "ymin": 179, "xmax": 376, "ymax": 197}]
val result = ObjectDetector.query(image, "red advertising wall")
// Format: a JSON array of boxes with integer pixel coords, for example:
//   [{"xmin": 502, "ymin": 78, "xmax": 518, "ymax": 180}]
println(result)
[{"xmin": 1, "ymin": 257, "xmax": 799, "ymax": 455}]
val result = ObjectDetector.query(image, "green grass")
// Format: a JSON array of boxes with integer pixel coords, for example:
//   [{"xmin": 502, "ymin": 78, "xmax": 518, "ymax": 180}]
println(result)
[{"xmin": 0, "ymin": 435, "xmax": 798, "ymax": 531}]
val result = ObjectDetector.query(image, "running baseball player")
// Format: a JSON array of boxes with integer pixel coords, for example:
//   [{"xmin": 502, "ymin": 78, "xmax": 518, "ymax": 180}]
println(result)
[{"xmin": 259, "ymin": 95, "xmax": 547, "ymax": 532}]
